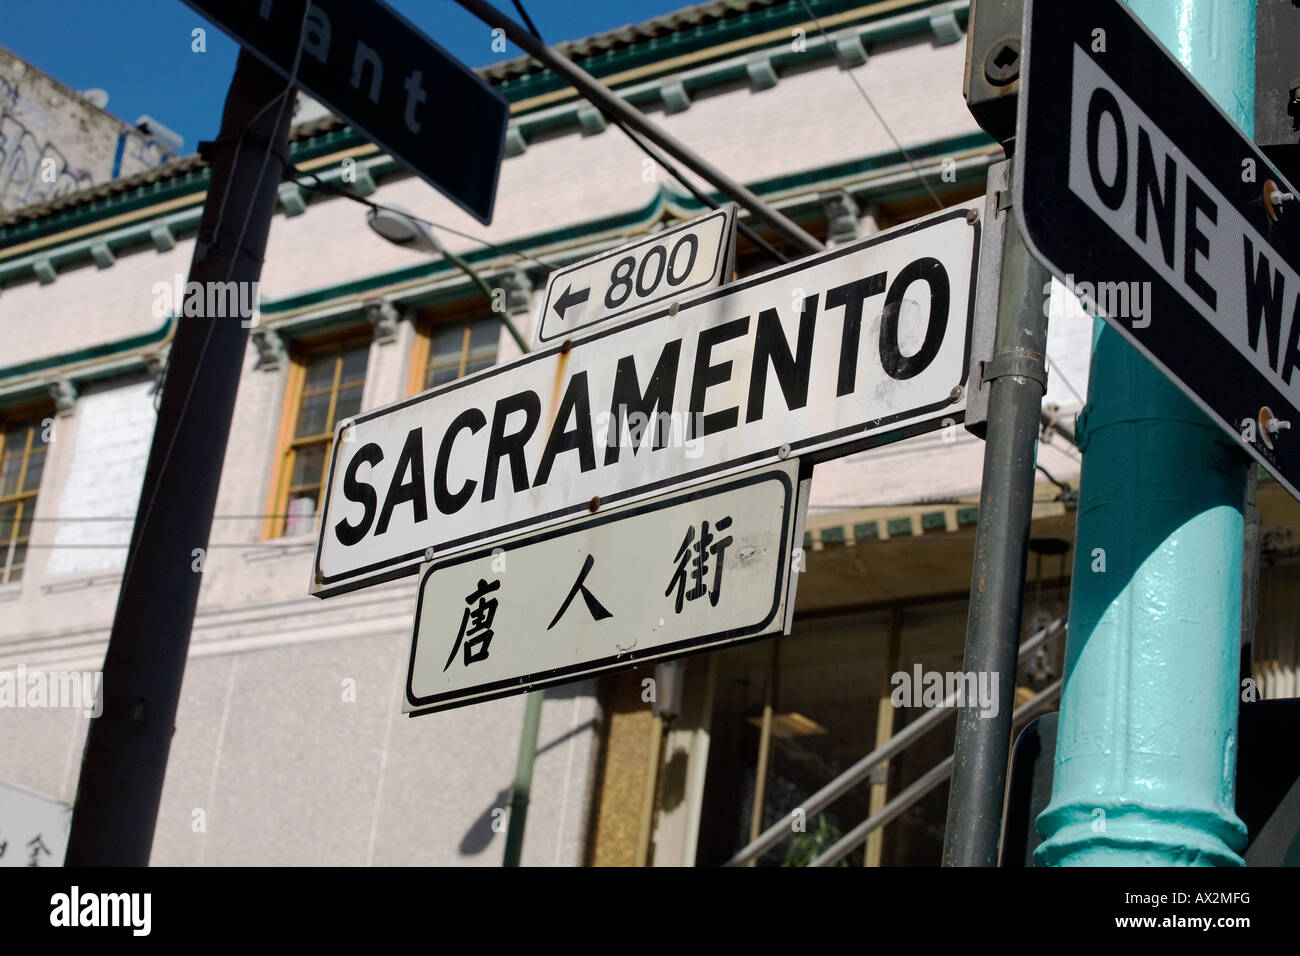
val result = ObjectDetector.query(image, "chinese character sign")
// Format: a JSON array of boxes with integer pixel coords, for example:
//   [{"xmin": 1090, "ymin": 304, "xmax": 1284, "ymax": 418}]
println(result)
[
  {"xmin": 405, "ymin": 463, "xmax": 803, "ymax": 714},
  {"xmin": 0, "ymin": 783, "xmax": 70, "ymax": 868}
]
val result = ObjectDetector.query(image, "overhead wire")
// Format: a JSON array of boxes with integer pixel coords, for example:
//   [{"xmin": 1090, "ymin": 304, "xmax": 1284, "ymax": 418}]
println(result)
[
  {"xmin": 795, "ymin": 0, "xmax": 945, "ymax": 211},
  {"xmin": 283, "ymin": 161, "xmax": 558, "ymax": 269},
  {"xmin": 507, "ymin": 0, "xmax": 791, "ymax": 265}
]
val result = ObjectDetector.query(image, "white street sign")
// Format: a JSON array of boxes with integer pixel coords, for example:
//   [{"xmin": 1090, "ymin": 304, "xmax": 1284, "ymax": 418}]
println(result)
[
  {"xmin": 404, "ymin": 461, "xmax": 804, "ymax": 714},
  {"xmin": 534, "ymin": 205, "xmax": 737, "ymax": 347},
  {"xmin": 313, "ymin": 207, "xmax": 979, "ymax": 597},
  {"xmin": 0, "ymin": 782, "xmax": 69, "ymax": 867}
]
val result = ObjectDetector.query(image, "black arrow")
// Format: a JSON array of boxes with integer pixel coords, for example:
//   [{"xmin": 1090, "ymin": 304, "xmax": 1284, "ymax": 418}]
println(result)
[{"xmin": 552, "ymin": 283, "xmax": 590, "ymax": 320}]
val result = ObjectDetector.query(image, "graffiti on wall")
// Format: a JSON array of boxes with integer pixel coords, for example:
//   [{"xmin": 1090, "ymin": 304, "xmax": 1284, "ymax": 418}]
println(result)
[
  {"xmin": 0, "ymin": 114, "xmax": 94, "ymax": 208},
  {"xmin": 0, "ymin": 72, "xmax": 174, "ymax": 211}
]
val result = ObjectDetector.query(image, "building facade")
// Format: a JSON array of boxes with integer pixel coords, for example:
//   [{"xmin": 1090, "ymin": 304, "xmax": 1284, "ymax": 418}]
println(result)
[{"xmin": 1, "ymin": 0, "xmax": 1296, "ymax": 866}]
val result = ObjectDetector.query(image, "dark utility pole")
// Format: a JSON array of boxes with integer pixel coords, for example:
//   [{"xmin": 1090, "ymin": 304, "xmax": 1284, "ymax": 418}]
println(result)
[{"xmin": 65, "ymin": 50, "xmax": 294, "ymax": 865}]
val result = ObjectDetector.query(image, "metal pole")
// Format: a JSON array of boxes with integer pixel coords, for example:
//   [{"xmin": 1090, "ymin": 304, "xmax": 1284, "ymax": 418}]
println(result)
[
  {"xmin": 941, "ymin": 167, "xmax": 1050, "ymax": 866},
  {"xmin": 489, "ymin": 295, "xmax": 536, "ymax": 868},
  {"xmin": 865, "ymin": 605, "xmax": 904, "ymax": 866},
  {"xmin": 452, "ymin": 0, "xmax": 824, "ymax": 258},
  {"xmin": 502, "ymin": 689, "xmax": 544, "ymax": 866},
  {"xmin": 1035, "ymin": 0, "xmax": 1254, "ymax": 867},
  {"xmin": 442, "ymin": 248, "xmax": 530, "ymax": 353},
  {"xmin": 64, "ymin": 49, "xmax": 294, "ymax": 865},
  {"xmin": 746, "ymin": 641, "xmax": 778, "ymax": 865}
]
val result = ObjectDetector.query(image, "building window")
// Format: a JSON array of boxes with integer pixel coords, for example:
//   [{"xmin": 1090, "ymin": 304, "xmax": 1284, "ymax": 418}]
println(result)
[
  {"xmin": 411, "ymin": 314, "xmax": 501, "ymax": 393},
  {"xmin": 269, "ymin": 335, "xmax": 370, "ymax": 538},
  {"xmin": 0, "ymin": 408, "xmax": 50, "ymax": 584}
]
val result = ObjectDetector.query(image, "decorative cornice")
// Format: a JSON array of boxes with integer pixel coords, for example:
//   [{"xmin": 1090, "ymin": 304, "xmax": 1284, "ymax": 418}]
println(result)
[
  {"xmin": 821, "ymin": 189, "xmax": 862, "ymax": 245},
  {"xmin": 45, "ymin": 377, "xmax": 77, "ymax": 417},
  {"xmin": 250, "ymin": 328, "xmax": 288, "ymax": 372},
  {"xmin": 363, "ymin": 298, "xmax": 401, "ymax": 343}
]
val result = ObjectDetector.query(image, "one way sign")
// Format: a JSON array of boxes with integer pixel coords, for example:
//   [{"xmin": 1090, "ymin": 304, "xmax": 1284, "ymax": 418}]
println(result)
[{"xmin": 1017, "ymin": 0, "xmax": 1300, "ymax": 500}]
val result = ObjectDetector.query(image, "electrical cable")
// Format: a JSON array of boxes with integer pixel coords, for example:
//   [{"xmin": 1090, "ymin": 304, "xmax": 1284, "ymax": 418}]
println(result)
[
  {"xmin": 284, "ymin": 161, "xmax": 557, "ymax": 269},
  {"xmin": 509, "ymin": 0, "xmax": 791, "ymax": 265},
  {"xmin": 795, "ymin": 0, "xmax": 945, "ymax": 211}
]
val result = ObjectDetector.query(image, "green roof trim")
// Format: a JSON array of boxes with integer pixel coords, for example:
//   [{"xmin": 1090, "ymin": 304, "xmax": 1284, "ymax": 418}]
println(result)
[
  {"xmin": 664, "ymin": 131, "xmax": 995, "ymax": 215},
  {"xmin": 0, "ymin": 1, "xmax": 971, "ymax": 252},
  {"xmin": 258, "ymin": 130, "xmax": 994, "ymax": 318},
  {"xmin": 494, "ymin": 0, "xmax": 962, "ymax": 105},
  {"xmin": 886, "ymin": 517, "xmax": 913, "ymax": 536},
  {"xmin": 0, "ymin": 316, "xmax": 174, "ymax": 382},
  {"xmin": 921, "ymin": 511, "xmax": 947, "ymax": 531}
]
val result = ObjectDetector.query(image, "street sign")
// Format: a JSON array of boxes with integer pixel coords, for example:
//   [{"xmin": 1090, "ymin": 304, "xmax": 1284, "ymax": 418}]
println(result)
[
  {"xmin": 404, "ymin": 461, "xmax": 804, "ymax": 714},
  {"xmin": 534, "ymin": 206, "xmax": 738, "ymax": 347},
  {"xmin": 313, "ymin": 207, "xmax": 979, "ymax": 597},
  {"xmin": 1017, "ymin": 0, "xmax": 1300, "ymax": 499},
  {"xmin": 0, "ymin": 782, "xmax": 70, "ymax": 868},
  {"xmin": 181, "ymin": 0, "xmax": 508, "ymax": 225}
]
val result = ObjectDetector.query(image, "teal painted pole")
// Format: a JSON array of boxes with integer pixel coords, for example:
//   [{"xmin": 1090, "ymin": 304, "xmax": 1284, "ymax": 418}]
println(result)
[{"xmin": 1035, "ymin": 0, "xmax": 1255, "ymax": 867}]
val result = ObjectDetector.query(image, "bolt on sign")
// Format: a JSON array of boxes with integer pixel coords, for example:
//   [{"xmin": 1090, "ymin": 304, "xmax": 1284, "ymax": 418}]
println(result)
[
  {"xmin": 404, "ymin": 461, "xmax": 805, "ymax": 714},
  {"xmin": 312, "ymin": 207, "xmax": 980, "ymax": 597},
  {"xmin": 534, "ymin": 205, "xmax": 738, "ymax": 347},
  {"xmin": 181, "ymin": 0, "xmax": 508, "ymax": 224},
  {"xmin": 1017, "ymin": 0, "xmax": 1300, "ymax": 500}
]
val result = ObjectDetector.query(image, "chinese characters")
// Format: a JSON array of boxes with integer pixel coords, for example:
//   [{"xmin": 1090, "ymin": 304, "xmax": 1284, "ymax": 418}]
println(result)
[
  {"xmin": 444, "ymin": 578, "xmax": 501, "ymax": 672},
  {"xmin": 666, "ymin": 516, "xmax": 734, "ymax": 613}
]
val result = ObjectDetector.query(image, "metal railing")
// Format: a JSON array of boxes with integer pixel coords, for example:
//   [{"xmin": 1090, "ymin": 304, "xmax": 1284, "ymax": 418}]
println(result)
[
  {"xmin": 810, "ymin": 678, "xmax": 1062, "ymax": 866},
  {"xmin": 723, "ymin": 617, "xmax": 1066, "ymax": 867}
]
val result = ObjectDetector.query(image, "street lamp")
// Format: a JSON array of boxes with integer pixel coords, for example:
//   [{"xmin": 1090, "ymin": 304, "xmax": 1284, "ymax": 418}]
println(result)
[
  {"xmin": 365, "ymin": 205, "xmax": 445, "ymax": 255},
  {"xmin": 364, "ymin": 206, "xmax": 529, "ymax": 352}
]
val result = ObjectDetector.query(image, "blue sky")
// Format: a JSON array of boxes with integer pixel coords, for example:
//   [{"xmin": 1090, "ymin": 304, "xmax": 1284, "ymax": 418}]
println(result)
[{"xmin": 1, "ymin": 0, "xmax": 691, "ymax": 152}]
